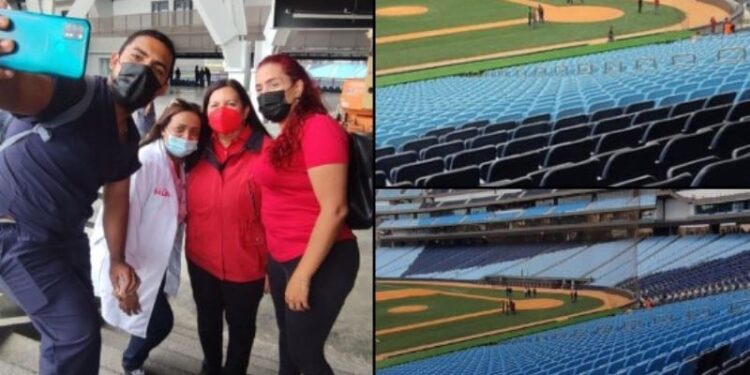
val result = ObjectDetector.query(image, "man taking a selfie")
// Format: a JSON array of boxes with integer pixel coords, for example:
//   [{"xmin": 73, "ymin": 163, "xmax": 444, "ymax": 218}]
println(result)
[{"xmin": 0, "ymin": 2, "xmax": 176, "ymax": 373}]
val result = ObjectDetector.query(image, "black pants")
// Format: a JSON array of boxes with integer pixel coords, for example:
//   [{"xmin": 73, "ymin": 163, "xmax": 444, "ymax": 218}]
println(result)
[
  {"xmin": 187, "ymin": 261, "xmax": 264, "ymax": 375},
  {"xmin": 122, "ymin": 278, "xmax": 174, "ymax": 371},
  {"xmin": 268, "ymin": 240, "xmax": 360, "ymax": 375}
]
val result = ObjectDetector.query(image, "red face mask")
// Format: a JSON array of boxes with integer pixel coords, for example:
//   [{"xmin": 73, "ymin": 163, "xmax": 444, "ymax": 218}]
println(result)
[{"xmin": 208, "ymin": 107, "xmax": 244, "ymax": 134}]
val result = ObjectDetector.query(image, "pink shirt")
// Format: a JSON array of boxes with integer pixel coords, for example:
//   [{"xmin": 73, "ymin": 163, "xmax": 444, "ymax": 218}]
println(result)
[{"xmin": 253, "ymin": 114, "xmax": 356, "ymax": 262}]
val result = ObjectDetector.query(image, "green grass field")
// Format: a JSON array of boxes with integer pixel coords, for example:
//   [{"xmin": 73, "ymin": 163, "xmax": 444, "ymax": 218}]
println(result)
[
  {"xmin": 376, "ymin": 0, "xmax": 686, "ymax": 71},
  {"xmin": 376, "ymin": 282, "xmax": 604, "ymax": 357},
  {"xmin": 376, "ymin": 0, "xmax": 528, "ymax": 37}
]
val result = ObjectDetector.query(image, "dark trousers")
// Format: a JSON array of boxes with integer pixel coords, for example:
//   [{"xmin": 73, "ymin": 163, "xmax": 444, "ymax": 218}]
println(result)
[
  {"xmin": 0, "ymin": 223, "xmax": 101, "ymax": 375},
  {"xmin": 267, "ymin": 240, "xmax": 360, "ymax": 375},
  {"xmin": 122, "ymin": 277, "xmax": 174, "ymax": 371},
  {"xmin": 188, "ymin": 261, "xmax": 264, "ymax": 375}
]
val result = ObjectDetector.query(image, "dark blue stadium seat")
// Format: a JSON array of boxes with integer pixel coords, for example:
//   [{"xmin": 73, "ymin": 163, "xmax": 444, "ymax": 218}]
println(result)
[
  {"xmin": 376, "ymin": 151, "xmax": 418, "ymax": 177},
  {"xmin": 600, "ymin": 143, "xmax": 661, "ymax": 184},
  {"xmin": 543, "ymin": 137, "xmax": 596, "ymax": 168},
  {"xmin": 416, "ymin": 166, "xmax": 480, "ymax": 187},
  {"xmin": 441, "ymin": 127, "xmax": 480, "ymax": 143},
  {"xmin": 487, "ymin": 150, "xmax": 541, "ymax": 182},
  {"xmin": 641, "ymin": 114, "xmax": 690, "ymax": 143},
  {"xmin": 670, "ymin": 98, "xmax": 706, "ymax": 117},
  {"xmin": 553, "ymin": 114, "xmax": 590, "ymax": 131},
  {"xmin": 502, "ymin": 134, "xmax": 549, "ymax": 157},
  {"xmin": 692, "ymin": 154, "xmax": 750, "ymax": 186},
  {"xmin": 626, "ymin": 100, "xmax": 655, "ymax": 114},
  {"xmin": 591, "ymin": 107, "xmax": 625, "ymax": 122},
  {"xmin": 375, "ymin": 170, "xmax": 387, "ymax": 187},
  {"xmin": 468, "ymin": 130, "xmax": 509, "ymax": 149},
  {"xmin": 666, "ymin": 156, "xmax": 720, "ymax": 180},
  {"xmin": 591, "ymin": 114, "xmax": 633, "ymax": 135},
  {"xmin": 484, "ymin": 121, "xmax": 518, "ymax": 134},
  {"xmin": 376, "ymin": 146, "xmax": 395, "ymax": 159},
  {"xmin": 522, "ymin": 113, "xmax": 551, "ymax": 125},
  {"xmin": 549, "ymin": 124, "xmax": 591, "ymax": 145},
  {"xmin": 512, "ymin": 122, "xmax": 550, "ymax": 139},
  {"xmin": 644, "ymin": 172, "xmax": 693, "ymax": 187},
  {"xmin": 633, "ymin": 107, "xmax": 671, "ymax": 125},
  {"xmin": 705, "ymin": 92, "xmax": 736, "ymax": 108},
  {"xmin": 401, "ymin": 136, "xmax": 438, "ymax": 154},
  {"xmin": 733, "ymin": 144, "xmax": 750, "ymax": 158},
  {"xmin": 390, "ymin": 157, "xmax": 444, "ymax": 184},
  {"xmin": 447, "ymin": 145, "xmax": 496, "ymax": 170},
  {"xmin": 727, "ymin": 100, "xmax": 750, "ymax": 122},
  {"xmin": 459, "ymin": 120, "xmax": 490, "ymax": 130},
  {"xmin": 420, "ymin": 140, "xmax": 464, "ymax": 160},
  {"xmin": 540, "ymin": 158, "xmax": 600, "ymax": 187},
  {"xmin": 656, "ymin": 128, "xmax": 715, "ymax": 174},
  {"xmin": 708, "ymin": 119, "xmax": 750, "ymax": 158},
  {"xmin": 683, "ymin": 104, "xmax": 731, "ymax": 133},
  {"xmin": 594, "ymin": 125, "xmax": 644, "ymax": 154}
]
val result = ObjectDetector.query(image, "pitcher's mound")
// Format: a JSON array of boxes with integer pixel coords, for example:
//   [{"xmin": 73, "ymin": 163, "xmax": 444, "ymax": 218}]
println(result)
[
  {"xmin": 376, "ymin": 6, "xmax": 428, "ymax": 17},
  {"xmin": 388, "ymin": 305, "xmax": 429, "ymax": 314},
  {"xmin": 514, "ymin": 298, "xmax": 564, "ymax": 310}
]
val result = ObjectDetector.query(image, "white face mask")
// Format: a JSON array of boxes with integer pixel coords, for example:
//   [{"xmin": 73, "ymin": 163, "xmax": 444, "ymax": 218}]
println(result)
[{"xmin": 164, "ymin": 134, "xmax": 198, "ymax": 158}]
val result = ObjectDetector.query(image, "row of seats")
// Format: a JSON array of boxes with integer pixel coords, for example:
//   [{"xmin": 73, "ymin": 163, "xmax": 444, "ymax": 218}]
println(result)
[
  {"xmin": 375, "ymin": 94, "xmax": 750, "ymax": 186},
  {"xmin": 378, "ymin": 32, "xmax": 750, "ymax": 148}
]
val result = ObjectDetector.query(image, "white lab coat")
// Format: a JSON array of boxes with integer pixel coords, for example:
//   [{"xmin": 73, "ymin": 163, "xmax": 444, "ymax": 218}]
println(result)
[{"xmin": 90, "ymin": 139, "xmax": 184, "ymax": 338}]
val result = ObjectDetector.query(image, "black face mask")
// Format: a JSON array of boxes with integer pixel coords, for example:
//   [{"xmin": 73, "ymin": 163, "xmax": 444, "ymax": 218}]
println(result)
[
  {"xmin": 257, "ymin": 90, "xmax": 292, "ymax": 123},
  {"xmin": 109, "ymin": 62, "xmax": 162, "ymax": 112}
]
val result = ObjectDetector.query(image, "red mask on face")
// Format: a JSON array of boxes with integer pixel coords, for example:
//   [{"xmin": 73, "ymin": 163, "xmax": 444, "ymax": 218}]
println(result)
[{"xmin": 208, "ymin": 107, "xmax": 244, "ymax": 134}]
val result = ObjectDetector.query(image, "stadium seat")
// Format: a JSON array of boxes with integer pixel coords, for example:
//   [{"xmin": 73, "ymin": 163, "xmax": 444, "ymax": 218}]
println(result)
[
  {"xmin": 553, "ymin": 114, "xmax": 590, "ymax": 130},
  {"xmin": 502, "ymin": 134, "xmax": 549, "ymax": 157},
  {"xmin": 376, "ymin": 151, "xmax": 418, "ymax": 177},
  {"xmin": 705, "ymin": 92, "xmax": 736, "ymax": 108},
  {"xmin": 513, "ymin": 122, "xmax": 550, "ymax": 139},
  {"xmin": 484, "ymin": 121, "xmax": 518, "ymax": 134},
  {"xmin": 416, "ymin": 166, "xmax": 480, "ymax": 187},
  {"xmin": 640, "ymin": 115, "xmax": 690, "ymax": 143},
  {"xmin": 594, "ymin": 126, "xmax": 645, "ymax": 154},
  {"xmin": 591, "ymin": 114, "xmax": 633, "ymax": 135},
  {"xmin": 543, "ymin": 138, "xmax": 596, "ymax": 168},
  {"xmin": 665, "ymin": 156, "xmax": 720, "ymax": 180},
  {"xmin": 682, "ymin": 104, "xmax": 731, "ymax": 133},
  {"xmin": 376, "ymin": 146, "xmax": 396, "ymax": 159},
  {"xmin": 540, "ymin": 158, "xmax": 600, "ymax": 187},
  {"xmin": 591, "ymin": 107, "xmax": 624, "ymax": 122},
  {"xmin": 732, "ymin": 144, "xmax": 750, "ymax": 158},
  {"xmin": 523, "ymin": 113, "xmax": 551, "ymax": 125},
  {"xmin": 625, "ymin": 100, "xmax": 655, "ymax": 114},
  {"xmin": 424, "ymin": 127, "xmax": 456, "ymax": 139},
  {"xmin": 459, "ymin": 120, "xmax": 490, "ymax": 130},
  {"xmin": 375, "ymin": 171, "xmax": 387, "ymax": 187},
  {"xmin": 487, "ymin": 151, "xmax": 542, "ymax": 182},
  {"xmin": 468, "ymin": 130, "xmax": 509, "ymax": 149},
  {"xmin": 692, "ymin": 154, "xmax": 750, "ymax": 186},
  {"xmin": 670, "ymin": 98, "xmax": 706, "ymax": 117},
  {"xmin": 401, "ymin": 136, "xmax": 438, "ymax": 154},
  {"xmin": 391, "ymin": 157, "xmax": 444, "ymax": 184},
  {"xmin": 549, "ymin": 124, "xmax": 591, "ymax": 145},
  {"xmin": 447, "ymin": 145, "xmax": 496, "ymax": 170},
  {"xmin": 708, "ymin": 120, "xmax": 750, "ymax": 159},
  {"xmin": 420, "ymin": 140, "xmax": 464, "ymax": 160},
  {"xmin": 727, "ymin": 100, "xmax": 750, "ymax": 122},
  {"xmin": 600, "ymin": 143, "xmax": 661, "ymax": 184},
  {"xmin": 440, "ymin": 127, "xmax": 480, "ymax": 143},
  {"xmin": 633, "ymin": 107, "xmax": 670, "ymax": 125},
  {"xmin": 655, "ymin": 128, "xmax": 715, "ymax": 174}
]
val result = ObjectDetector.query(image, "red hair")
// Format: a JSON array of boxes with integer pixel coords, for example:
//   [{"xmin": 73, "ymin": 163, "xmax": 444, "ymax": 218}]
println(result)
[{"xmin": 258, "ymin": 54, "xmax": 328, "ymax": 168}]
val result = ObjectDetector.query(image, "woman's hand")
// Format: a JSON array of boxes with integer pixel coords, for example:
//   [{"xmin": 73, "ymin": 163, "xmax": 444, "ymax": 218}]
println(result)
[
  {"xmin": 0, "ymin": 2, "xmax": 16, "ymax": 80},
  {"xmin": 118, "ymin": 291, "xmax": 142, "ymax": 316},
  {"xmin": 285, "ymin": 271, "xmax": 311, "ymax": 312}
]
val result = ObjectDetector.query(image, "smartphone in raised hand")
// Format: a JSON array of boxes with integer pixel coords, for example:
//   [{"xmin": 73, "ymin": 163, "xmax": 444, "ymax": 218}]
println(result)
[{"xmin": 0, "ymin": 9, "xmax": 90, "ymax": 79}]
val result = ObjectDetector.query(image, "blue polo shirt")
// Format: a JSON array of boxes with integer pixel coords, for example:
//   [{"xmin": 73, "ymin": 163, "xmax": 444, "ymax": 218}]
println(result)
[{"xmin": 0, "ymin": 76, "xmax": 141, "ymax": 241}]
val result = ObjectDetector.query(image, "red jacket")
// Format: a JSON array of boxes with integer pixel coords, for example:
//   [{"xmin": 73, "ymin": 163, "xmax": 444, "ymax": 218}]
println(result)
[{"xmin": 186, "ymin": 127, "xmax": 267, "ymax": 282}]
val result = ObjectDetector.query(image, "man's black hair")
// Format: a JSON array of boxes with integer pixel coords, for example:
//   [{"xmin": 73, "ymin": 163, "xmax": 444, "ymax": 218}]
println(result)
[{"xmin": 118, "ymin": 29, "xmax": 177, "ymax": 77}]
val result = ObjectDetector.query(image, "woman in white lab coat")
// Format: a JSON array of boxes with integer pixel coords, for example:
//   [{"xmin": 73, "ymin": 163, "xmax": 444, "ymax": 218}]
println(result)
[{"xmin": 90, "ymin": 99, "xmax": 207, "ymax": 375}]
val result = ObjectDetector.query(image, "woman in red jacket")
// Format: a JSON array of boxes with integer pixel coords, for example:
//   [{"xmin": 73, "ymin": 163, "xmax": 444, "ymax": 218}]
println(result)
[
  {"xmin": 185, "ymin": 79, "xmax": 269, "ymax": 375},
  {"xmin": 253, "ymin": 54, "xmax": 359, "ymax": 375}
]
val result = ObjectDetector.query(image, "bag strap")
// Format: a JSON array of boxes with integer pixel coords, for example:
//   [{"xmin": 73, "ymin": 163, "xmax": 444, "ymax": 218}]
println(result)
[{"xmin": 0, "ymin": 76, "xmax": 97, "ymax": 153}]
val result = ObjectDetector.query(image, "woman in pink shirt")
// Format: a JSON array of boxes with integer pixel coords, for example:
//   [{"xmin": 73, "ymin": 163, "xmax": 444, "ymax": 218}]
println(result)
[{"xmin": 252, "ymin": 54, "xmax": 359, "ymax": 375}]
